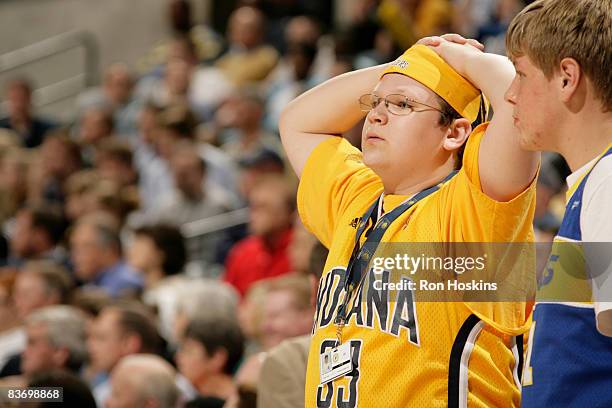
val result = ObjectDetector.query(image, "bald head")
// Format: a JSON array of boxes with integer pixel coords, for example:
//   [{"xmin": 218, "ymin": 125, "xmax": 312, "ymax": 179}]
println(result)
[{"xmin": 107, "ymin": 354, "xmax": 178, "ymax": 408}]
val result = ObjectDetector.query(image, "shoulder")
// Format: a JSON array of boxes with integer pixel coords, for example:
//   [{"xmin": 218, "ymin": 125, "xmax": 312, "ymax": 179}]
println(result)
[
  {"xmin": 114, "ymin": 263, "xmax": 144, "ymax": 285},
  {"xmin": 581, "ymin": 155, "xmax": 612, "ymax": 240},
  {"xmin": 229, "ymin": 236, "xmax": 261, "ymax": 257},
  {"xmin": 584, "ymin": 155, "xmax": 612, "ymax": 200}
]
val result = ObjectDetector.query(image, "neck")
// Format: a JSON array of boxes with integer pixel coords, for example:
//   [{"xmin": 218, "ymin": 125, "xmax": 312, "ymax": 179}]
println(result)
[
  {"xmin": 98, "ymin": 255, "xmax": 121, "ymax": 273},
  {"xmin": 196, "ymin": 373, "xmax": 236, "ymax": 400},
  {"xmin": 144, "ymin": 268, "xmax": 164, "ymax": 288},
  {"xmin": 383, "ymin": 156, "xmax": 455, "ymax": 196},
  {"xmin": 184, "ymin": 189, "xmax": 204, "ymax": 202},
  {"xmin": 262, "ymin": 227, "xmax": 289, "ymax": 249},
  {"xmin": 555, "ymin": 109, "xmax": 612, "ymax": 172}
]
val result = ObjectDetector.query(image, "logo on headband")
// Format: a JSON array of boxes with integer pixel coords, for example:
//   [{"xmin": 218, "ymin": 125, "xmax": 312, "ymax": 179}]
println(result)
[{"xmin": 391, "ymin": 59, "xmax": 409, "ymax": 69}]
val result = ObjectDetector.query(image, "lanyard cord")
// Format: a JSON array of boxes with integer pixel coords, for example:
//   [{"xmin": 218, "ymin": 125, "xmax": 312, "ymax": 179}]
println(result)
[{"xmin": 334, "ymin": 170, "xmax": 458, "ymax": 345}]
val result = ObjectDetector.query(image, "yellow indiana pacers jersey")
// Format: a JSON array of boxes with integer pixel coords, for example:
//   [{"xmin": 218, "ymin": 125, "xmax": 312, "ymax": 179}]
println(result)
[{"xmin": 298, "ymin": 124, "xmax": 537, "ymax": 407}]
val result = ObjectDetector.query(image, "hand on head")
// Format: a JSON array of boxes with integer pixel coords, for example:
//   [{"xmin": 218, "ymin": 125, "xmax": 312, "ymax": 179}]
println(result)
[{"xmin": 417, "ymin": 34, "xmax": 484, "ymax": 51}]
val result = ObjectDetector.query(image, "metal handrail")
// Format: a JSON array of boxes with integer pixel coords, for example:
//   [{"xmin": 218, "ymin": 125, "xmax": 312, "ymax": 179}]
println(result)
[
  {"xmin": 181, "ymin": 207, "xmax": 249, "ymax": 239},
  {"xmin": 0, "ymin": 30, "xmax": 99, "ymax": 109}
]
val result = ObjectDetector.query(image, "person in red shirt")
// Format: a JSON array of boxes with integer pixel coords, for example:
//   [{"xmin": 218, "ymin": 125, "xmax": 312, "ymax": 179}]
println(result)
[{"xmin": 223, "ymin": 175, "xmax": 295, "ymax": 297}]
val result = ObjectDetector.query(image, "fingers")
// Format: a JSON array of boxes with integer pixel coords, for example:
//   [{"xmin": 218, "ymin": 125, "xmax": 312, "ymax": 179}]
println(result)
[
  {"xmin": 416, "ymin": 36, "xmax": 443, "ymax": 47},
  {"xmin": 440, "ymin": 33, "xmax": 485, "ymax": 50},
  {"xmin": 417, "ymin": 34, "xmax": 485, "ymax": 51}
]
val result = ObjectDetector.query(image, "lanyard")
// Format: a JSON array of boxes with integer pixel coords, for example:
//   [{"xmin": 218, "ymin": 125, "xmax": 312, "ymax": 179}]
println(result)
[{"xmin": 334, "ymin": 170, "xmax": 458, "ymax": 344}]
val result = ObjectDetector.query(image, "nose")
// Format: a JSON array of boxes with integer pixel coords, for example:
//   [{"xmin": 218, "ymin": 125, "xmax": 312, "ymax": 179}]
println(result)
[
  {"xmin": 367, "ymin": 100, "xmax": 388, "ymax": 125},
  {"xmin": 504, "ymin": 77, "xmax": 518, "ymax": 105}
]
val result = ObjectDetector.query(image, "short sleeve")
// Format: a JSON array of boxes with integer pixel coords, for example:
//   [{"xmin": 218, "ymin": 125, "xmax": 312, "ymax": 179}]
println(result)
[
  {"xmin": 451, "ymin": 123, "xmax": 538, "ymax": 243},
  {"xmin": 581, "ymin": 167, "xmax": 612, "ymax": 337},
  {"xmin": 449, "ymin": 123, "xmax": 538, "ymax": 335},
  {"xmin": 297, "ymin": 137, "xmax": 382, "ymax": 248}
]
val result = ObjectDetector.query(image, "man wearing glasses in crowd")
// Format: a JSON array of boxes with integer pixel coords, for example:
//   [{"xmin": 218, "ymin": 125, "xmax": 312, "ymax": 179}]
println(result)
[{"xmin": 280, "ymin": 35, "xmax": 538, "ymax": 407}]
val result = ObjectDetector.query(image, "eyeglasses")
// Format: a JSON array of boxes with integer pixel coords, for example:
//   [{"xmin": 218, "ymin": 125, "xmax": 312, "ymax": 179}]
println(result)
[{"xmin": 359, "ymin": 93, "xmax": 444, "ymax": 116}]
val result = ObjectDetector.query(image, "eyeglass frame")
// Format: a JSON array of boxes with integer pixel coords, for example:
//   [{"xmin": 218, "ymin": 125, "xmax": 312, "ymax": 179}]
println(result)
[{"xmin": 358, "ymin": 93, "xmax": 445, "ymax": 116}]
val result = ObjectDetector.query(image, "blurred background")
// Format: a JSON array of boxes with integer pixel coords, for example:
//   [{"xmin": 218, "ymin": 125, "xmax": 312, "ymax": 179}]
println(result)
[{"xmin": 0, "ymin": 0, "xmax": 568, "ymax": 407}]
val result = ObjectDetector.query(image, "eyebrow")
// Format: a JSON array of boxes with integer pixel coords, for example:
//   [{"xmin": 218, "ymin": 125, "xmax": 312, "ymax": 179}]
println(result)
[{"xmin": 373, "ymin": 91, "xmax": 421, "ymax": 101}]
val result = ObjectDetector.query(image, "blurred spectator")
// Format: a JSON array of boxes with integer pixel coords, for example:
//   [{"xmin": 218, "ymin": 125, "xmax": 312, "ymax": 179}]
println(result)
[
  {"xmin": 0, "ymin": 148, "xmax": 31, "ymax": 225},
  {"xmin": 138, "ymin": 56, "xmax": 194, "ymax": 109},
  {"xmin": 150, "ymin": 145, "xmax": 230, "ymax": 226},
  {"xmin": 70, "ymin": 219, "xmax": 143, "ymax": 297},
  {"xmin": 77, "ymin": 106, "xmax": 115, "ymax": 166},
  {"xmin": 30, "ymin": 129, "xmax": 83, "ymax": 207},
  {"xmin": 95, "ymin": 138, "xmax": 139, "ymax": 188},
  {"xmin": 7, "ymin": 206, "xmax": 68, "ymax": 269},
  {"xmin": 237, "ymin": 147, "xmax": 285, "ymax": 202},
  {"xmin": 376, "ymin": 0, "xmax": 453, "ymax": 49},
  {"xmin": 78, "ymin": 106, "xmax": 114, "ymax": 145},
  {"xmin": 264, "ymin": 41, "xmax": 319, "ymax": 133},
  {"xmin": 13, "ymin": 261, "xmax": 73, "ymax": 321},
  {"xmin": 257, "ymin": 241, "xmax": 326, "ymax": 408},
  {"xmin": 128, "ymin": 225, "xmax": 186, "ymax": 291},
  {"xmin": 259, "ymin": 274, "xmax": 314, "ymax": 350},
  {"xmin": 354, "ymin": 27, "xmax": 398, "ymax": 69},
  {"xmin": 175, "ymin": 316, "xmax": 244, "ymax": 403},
  {"xmin": 127, "ymin": 224, "xmax": 188, "ymax": 342},
  {"xmin": 452, "ymin": 0, "xmax": 499, "ymax": 38},
  {"xmin": 283, "ymin": 14, "xmax": 322, "ymax": 52},
  {"xmin": 153, "ymin": 103, "xmax": 239, "ymax": 207},
  {"xmin": 0, "ymin": 262, "xmax": 73, "ymax": 377},
  {"xmin": 77, "ymin": 62, "xmax": 140, "ymax": 137},
  {"xmin": 476, "ymin": 0, "xmax": 524, "ymax": 54},
  {"xmin": 0, "ymin": 78, "xmax": 57, "ymax": 148},
  {"xmin": 256, "ymin": 333, "xmax": 309, "ymax": 408},
  {"xmin": 137, "ymin": 0, "xmax": 225, "ymax": 75},
  {"xmin": 215, "ymin": 7, "xmax": 279, "ymax": 86},
  {"xmin": 20, "ymin": 305, "xmax": 87, "ymax": 377},
  {"xmin": 107, "ymin": 354, "xmax": 179, "ymax": 408},
  {"xmin": 215, "ymin": 148, "xmax": 287, "ymax": 264},
  {"xmin": 223, "ymin": 175, "xmax": 295, "ymax": 297},
  {"xmin": 27, "ymin": 369, "xmax": 96, "ymax": 408},
  {"xmin": 0, "ymin": 272, "xmax": 23, "ymax": 372},
  {"xmin": 234, "ymin": 274, "xmax": 314, "ymax": 402},
  {"xmin": 173, "ymin": 280, "xmax": 238, "ymax": 346},
  {"xmin": 64, "ymin": 170, "xmax": 101, "ymax": 222},
  {"xmin": 87, "ymin": 302, "xmax": 162, "ymax": 406},
  {"xmin": 287, "ymin": 217, "xmax": 318, "ymax": 274},
  {"xmin": 132, "ymin": 102, "xmax": 175, "ymax": 215},
  {"xmin": 214, "ymin": 90, "xmax": 282, "ymax": 161}
]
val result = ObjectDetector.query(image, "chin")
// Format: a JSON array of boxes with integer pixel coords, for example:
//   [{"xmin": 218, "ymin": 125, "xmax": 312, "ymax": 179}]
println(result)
[
  {"xmin": 362, "ymin": 150, "xmax": 384, "ymax": 169},
  {"xmin": 518, "ymin": 130, "xmax": 540, "ymax": 152}
]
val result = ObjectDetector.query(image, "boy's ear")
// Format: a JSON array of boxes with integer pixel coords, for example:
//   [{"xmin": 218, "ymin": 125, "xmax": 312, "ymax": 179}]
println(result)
[
  {"xmin": 558, "ymin": 57, "xmax": 581, "ymax": 103},
  {"xmin": 442, "ymin": 118, "xmax": 471, "ymax": 152}
]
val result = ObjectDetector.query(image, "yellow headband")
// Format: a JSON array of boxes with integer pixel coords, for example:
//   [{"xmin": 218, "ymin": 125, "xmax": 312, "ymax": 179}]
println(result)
[{"xmin": 382, "ymin": 44, "xmax": 482, "ymax": 122}]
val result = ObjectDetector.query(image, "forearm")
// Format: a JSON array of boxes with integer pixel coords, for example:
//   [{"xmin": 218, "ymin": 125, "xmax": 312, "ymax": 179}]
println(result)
[{"xmin": 279, "ymin": 64, "xmax": 388, "ymax": 136}]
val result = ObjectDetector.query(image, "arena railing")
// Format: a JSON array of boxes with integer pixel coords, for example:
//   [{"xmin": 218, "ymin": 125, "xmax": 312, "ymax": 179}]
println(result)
[{"xmin": 0, "ymin": 30, "xmax": 98, "ymax": 112}]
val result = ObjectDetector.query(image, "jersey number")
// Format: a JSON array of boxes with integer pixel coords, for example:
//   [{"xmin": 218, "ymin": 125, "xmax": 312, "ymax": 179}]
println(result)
[{"xmin": 522, "ymin": 321, "xmax": 536, "ymax": 386}]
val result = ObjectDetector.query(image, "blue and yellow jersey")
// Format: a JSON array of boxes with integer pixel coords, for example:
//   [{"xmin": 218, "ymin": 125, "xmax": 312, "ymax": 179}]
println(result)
[
  {"xmin": 298, "ymin": 124, "xmax": 537, "ymax": 407},
  {"xmin": 522, "ymin": 145, "xmax": 612, "ymax": 408}
]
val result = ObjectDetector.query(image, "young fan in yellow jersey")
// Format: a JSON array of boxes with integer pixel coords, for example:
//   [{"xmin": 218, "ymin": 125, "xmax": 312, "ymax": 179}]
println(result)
[{"xmin": 280, "ymin": 36, "xmax": 539, "ymax": 407}]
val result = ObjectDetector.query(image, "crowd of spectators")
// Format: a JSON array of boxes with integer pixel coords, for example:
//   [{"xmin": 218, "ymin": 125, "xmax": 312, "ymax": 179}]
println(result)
[{"xmin": 0, "ymin": 0, "xmax": 566, "ymax": 406}]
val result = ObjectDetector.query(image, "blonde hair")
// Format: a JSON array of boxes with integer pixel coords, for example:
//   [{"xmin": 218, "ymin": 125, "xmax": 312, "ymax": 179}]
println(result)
[{"xmin": 506, "ymin": 0, "xmax": 612, "ymax": 111}]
